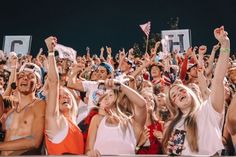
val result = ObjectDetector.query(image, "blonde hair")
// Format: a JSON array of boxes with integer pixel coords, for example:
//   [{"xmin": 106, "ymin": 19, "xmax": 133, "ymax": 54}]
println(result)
[
  {"xmin": 140, "ymin": 88, "xmax": 159, "ymax": 122},
  {"xmin": 162, "ymin": 84, "xmax": 200, "ymax": 153},
  {"xmin": 59, "ymin": 86, "xmax": 78, "ymax": 123},
  {"xmin": 98, "ymin": 89, "xmax": 135, "ymax": 132}
]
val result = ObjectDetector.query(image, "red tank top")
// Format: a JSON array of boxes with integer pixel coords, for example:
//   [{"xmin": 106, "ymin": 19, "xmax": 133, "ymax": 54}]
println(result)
[{"xmin": 45, "ymin": 117, "xmax": 84, "ymax": 155}]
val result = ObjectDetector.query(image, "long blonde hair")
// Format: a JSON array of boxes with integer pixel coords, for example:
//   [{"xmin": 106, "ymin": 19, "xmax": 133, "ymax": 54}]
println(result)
[
  {"xmin": 98, "ymin": 89, "xmax": 135, "ymax": 132},
  {"xmin": 162, "ymin": 84, "xmax": 200, "ymax": 153},
  {"xmin": 59, "ymin": 86, "xmax": 78, "ymax": 123}
]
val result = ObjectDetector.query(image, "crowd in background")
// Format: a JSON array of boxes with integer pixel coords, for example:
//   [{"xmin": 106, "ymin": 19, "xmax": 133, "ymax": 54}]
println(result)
[{"xmin": 0, "ymin": 26, "xmax": 236, "ymax": 156}]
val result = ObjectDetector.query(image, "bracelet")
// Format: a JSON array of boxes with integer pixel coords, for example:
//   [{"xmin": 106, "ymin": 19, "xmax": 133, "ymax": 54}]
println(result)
[
  {"xmin": 135, "ymin": 146, "xmax": 141, "ymax": 151},
  {"xmin": 220, "ymin": 48, "xmax": 230, "ymax": 53},
  {"xmin": 48, "ymin": 53, "xmax": 55, "ymax": 56}
]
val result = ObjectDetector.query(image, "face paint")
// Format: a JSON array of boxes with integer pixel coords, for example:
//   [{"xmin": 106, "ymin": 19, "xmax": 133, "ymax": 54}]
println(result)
[{"xmin": 17, "ymin": 72, "xmax": 37, "ymax": 95}]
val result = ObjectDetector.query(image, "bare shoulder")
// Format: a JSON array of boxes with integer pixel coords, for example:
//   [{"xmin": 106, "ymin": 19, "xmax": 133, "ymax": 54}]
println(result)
[
  {"xmin": 90, "ymin": 114, "xmax": 104, "ymax": 127},
  {"xmin": 32, "ymin": 99, "xmax": 46, "ymax": 115}
]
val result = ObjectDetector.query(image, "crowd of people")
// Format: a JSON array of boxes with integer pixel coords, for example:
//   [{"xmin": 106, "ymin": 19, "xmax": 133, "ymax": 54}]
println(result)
[{"xmin": 0, "ymin": 26, "xmax": 235, "ymax": 156}]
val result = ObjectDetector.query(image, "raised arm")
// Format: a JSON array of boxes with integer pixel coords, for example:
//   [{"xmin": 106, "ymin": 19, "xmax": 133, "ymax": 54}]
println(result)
[
  {"xmin": 210, "ymin": 26, "xmax": 230, "ymax": 113},
  {"xmin": 44, "ymin": 36, "xmax": 60, "ymax": 128},
  {"xmin": 180, "ymin": 47, "xmax": 192, "ymax": 81},
  {"xmin": 3, "ymin": 55, "xmax": 17, "ymax": 97},
  {"xmin": 106, "ymin": 46, "xmax": 112, "ymax": 64},
  {"xmin": 131, "ymin": 58, "xmax": 150, "ymax": 78},
  {"xmin": 198, "ymin": 45, "xmax": 207, "ymax": 68},
  {"xmin": 67, "ymin": 63, "xmax": 85, "ymax": 91},
  {"xmin": 118, "ymin": 49, "xmax": 126, "ymax": 70},
  {"xmin": 197, "ymin": 68, "xmax": 211, "ymax": 101},
  {"xmin": 205, "ymin": 43, "xmax": 220, "ymax": 76},
  {"xmin": 99, "ymin": 47, "xmax": 105, "ymax": 61},
  {"xmin": 105, "ymin": 79, "xmax": 147, "ymax": 128}
]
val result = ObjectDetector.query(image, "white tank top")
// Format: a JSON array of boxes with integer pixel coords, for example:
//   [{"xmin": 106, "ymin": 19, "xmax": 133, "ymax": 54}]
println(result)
[{"xmin": 94, "ymin": 116, "xmax": 136, "ymax": 155}]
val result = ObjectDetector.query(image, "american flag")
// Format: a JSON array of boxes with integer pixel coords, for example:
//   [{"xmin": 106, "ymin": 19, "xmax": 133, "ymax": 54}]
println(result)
[{"xmin": 140, "ymin": 21, "xmax": 151, "ymax": 37}]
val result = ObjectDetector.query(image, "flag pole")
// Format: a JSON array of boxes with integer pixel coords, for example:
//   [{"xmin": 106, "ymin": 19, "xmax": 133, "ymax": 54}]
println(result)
[{"xmin": 145, "ymin": 35, "xmax": 149, "ymax": 54}]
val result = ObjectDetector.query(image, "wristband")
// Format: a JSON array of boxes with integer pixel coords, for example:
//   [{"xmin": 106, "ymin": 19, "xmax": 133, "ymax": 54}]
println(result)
[
  {"xmin": 220, "ymin": 48, "xmax": 230, "ymax": 53},
  {"xmin": 48, "ymin": 53, "xmax": 55, "ymax": 56},
  {"xmin": 135, "ymin": 146, "xmax": 141, "ymax": 151}
]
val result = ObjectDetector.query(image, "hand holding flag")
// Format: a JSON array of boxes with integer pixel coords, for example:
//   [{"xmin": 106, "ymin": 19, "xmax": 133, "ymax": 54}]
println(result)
[{"xmin": 140, "ymin": 21, "xmax": 151, "ymax": 53}]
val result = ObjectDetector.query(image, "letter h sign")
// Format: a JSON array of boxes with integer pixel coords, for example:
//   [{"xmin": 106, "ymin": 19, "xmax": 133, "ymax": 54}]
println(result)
[{"xmin": 161, "ymin": 29, "xmax": 191, "ymax": 53}]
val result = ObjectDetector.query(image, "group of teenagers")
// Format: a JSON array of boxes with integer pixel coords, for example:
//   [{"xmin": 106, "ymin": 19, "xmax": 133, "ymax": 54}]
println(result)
[{"xmin": 0, "ymin": 26, "xmax": 236, "ymax": 156}]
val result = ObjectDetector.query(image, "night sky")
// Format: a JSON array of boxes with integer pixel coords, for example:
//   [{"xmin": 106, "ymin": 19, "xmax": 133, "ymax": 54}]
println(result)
[{"xmin": 0, "ymin": 0, "xmax": 236, "ymax": 56}]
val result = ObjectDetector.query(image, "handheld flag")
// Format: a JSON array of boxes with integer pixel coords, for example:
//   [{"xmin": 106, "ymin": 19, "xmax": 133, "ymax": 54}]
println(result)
[{"xmin": 140, "ymin": 21, "xmax": 151, "ymax": 37}]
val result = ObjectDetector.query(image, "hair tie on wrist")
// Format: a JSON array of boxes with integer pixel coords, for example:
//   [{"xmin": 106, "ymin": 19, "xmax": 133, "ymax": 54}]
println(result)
[{"xmin": 220, "ymin": 48, "xmax": 230, "ymax": 53}]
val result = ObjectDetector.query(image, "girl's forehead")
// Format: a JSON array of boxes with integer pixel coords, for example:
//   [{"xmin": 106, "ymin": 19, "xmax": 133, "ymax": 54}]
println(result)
[
  {"xmin": 158, "ymin": 93, "xmax": 165, "ymax": 97},
  {"xmin": 170, "ymin": 86, "xmax": 182, "ymax": 94},
  {"xmin": 105, "ymin": 89, "xmax": 114, "ymax": 94},
  {"xmin": 60, "ymin": 88, "xmax": 70, "ymax": 94},
  {"xmin": 18, "ymin": 71, "xmax": 33, "ymax": 75}
]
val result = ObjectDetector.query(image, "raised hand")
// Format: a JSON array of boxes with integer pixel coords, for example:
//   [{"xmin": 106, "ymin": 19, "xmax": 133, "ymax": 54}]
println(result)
[
  {"xmin": 44, "ymin": 36, "xmax": 57, "ymax": 52},
  {"xmin": 119, "ymin": 49, "xmax": 126, "ymax": 61},
  {"xmin": 9, "ymin": 52, "xmax": 18, "ymax": 67},
  {"xmin": 198, "ymin": 45, "xmax": 207, "ymax": 55},
  {"xmin": 106, "ymin": 46, "xmax": 112, "ymax": 55},
  {"xmin": 186, "ymin": 47, "xmax": 193, "ymax": 57},
  {"xmin": 212, "ymin": 43, "xmax": 220, "ymax": 52},
  {"xmin": 214, "ymin": 26, "xmax": 230, "ymax": 48},
  {"xmin": 128, "ymin": 48, "xmax": 134, "ymax": 60},
  {"xmin": 100, "ymin": 47, "xmax": 104, "ymax": 53},
  {"xmin": 104, "ymin": 79, "xmax": 121, "ymax": 90},
  {"xmin": 128, "ymin": 48, "xmax": 134, "ymax": 54},
  {"xmin": 155, "ymin": 41, "xmax": 161, "ymax": 49}
]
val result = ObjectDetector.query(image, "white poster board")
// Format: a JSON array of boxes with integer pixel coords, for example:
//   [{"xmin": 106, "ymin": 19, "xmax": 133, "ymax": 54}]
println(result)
[
  {"xmin": 161, "ymin": 29, "xmax": 191, "ymax": 53},
  {"xmin": 3, "ymin": 36, "xmax": 32, "ymax": 55}
]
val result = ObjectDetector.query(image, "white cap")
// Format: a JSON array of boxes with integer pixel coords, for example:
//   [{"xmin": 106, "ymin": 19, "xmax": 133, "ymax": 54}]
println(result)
[{"xmin": 19, "ymin": 63, "xmax": 42, "ymax": 82}]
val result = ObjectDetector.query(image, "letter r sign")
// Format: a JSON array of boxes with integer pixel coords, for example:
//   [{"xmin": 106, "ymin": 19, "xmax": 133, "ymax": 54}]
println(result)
[{"xmin": 3, "ymin": 36, "xmax": 32, "ymax": 55}]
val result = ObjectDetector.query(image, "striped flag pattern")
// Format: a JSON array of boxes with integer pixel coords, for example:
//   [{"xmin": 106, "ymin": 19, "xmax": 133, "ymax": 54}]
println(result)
[{"xmin": 139, "ymin": 21, "xmax": 151, "ymax": 37}]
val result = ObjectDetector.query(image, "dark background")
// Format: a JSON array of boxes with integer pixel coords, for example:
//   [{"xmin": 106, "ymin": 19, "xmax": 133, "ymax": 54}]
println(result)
[{"xmin": 0, "ymin": 0, "xmax": 235, "ymax": 56}]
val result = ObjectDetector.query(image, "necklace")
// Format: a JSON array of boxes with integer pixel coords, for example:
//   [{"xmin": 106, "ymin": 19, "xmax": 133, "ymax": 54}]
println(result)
[{"xmin": 15, "ymin": 99, "xmax": 37, "ymax": 113}]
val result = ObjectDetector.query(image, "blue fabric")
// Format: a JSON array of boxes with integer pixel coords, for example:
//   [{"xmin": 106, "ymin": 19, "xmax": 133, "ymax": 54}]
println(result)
[{"xmin": 99, "ymin": 62, "xmax": 113, "ymax": 74}]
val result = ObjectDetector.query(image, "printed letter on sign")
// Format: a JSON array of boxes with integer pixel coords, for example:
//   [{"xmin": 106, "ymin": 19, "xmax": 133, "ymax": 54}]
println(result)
[
  {"xmin": 3, "ymin": 36, "xmax": 32, "ymax": 55},
  {"xmin": 161, "ymin": 29, "xmax": 191, "ymax": 53}
]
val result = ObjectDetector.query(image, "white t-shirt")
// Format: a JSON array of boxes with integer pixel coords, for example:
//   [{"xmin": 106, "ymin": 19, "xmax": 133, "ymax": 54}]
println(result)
[
  {"xmin": 173, "ymin": 97, "xmax": 224, "ymax": 156},
  {"xmin": 76, "ymin": 100, "xmax": 89, "ymax": 124},
  {"xmin": 76, "ymin": 80, "xmax": 105, "ymax": 122},
  {"xmin": 82, "ymin": 80, "xmax": 103, "ymax": 108}
]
